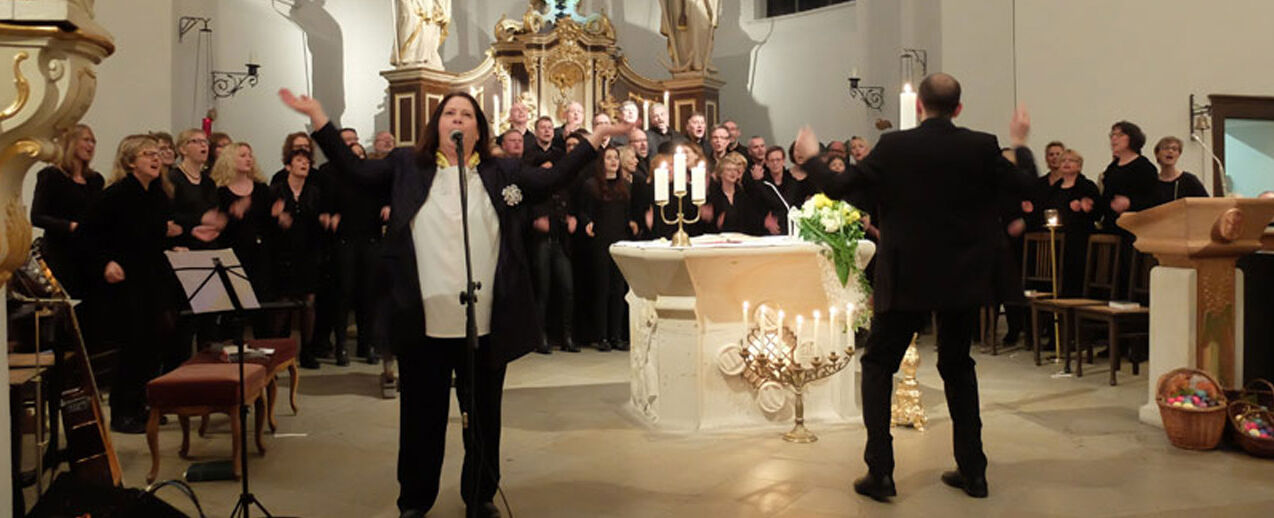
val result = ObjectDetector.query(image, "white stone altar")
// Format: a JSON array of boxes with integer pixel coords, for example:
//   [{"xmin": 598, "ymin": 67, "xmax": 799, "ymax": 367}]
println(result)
[{"xmin": 611, "ymin": 235, "xmax": 875, "ymax": 432}]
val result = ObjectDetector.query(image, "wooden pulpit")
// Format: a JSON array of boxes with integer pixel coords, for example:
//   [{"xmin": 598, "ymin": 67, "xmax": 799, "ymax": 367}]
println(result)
[{"xmin": 1117, "ymin": 198, "xmax": 1274, "ymax": 426}]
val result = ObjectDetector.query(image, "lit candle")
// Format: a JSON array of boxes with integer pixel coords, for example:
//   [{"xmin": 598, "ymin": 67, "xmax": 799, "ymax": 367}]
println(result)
[
  {"xmin": 758, "ymin": 304, "xmax": 769, "ymax": 334},
  {"xmin": 654, "ymin": 163, "xmax": 670, "ymax": 203},
  {"xmin": 1045, "ymin": 208, "xmax": 1060, "ymax": 227},
  {"xmin": 742, "ymin": 301, "xmax": 750, "ymax": 330},
  {"xmin": 663, "ymin": 90, "xmax": 670, "ymax": 110},
  {"xmin": 777, "ymin": 310, "xmax": 785, "ymax": 341},
  {"xmin": 643, "ymin": 100, "xmax": 650, "ymax": 131},
  {"xmin": 850, "ymin": 66, "xmax": 859, "ymax": 79},
  {"xmin": 845, "ymin": 303, "xmax": 856, "ymax": 350},
  {"xmin": 899, "ymin": 82, "xmax": 917, "ymax": 130},
  {"xmin": 812, "ymin": 310, "xmax": 821, "ymax": 353},
  {"xmin": 796, "ymin": 315, "xmax": 805, "ymax": 358},
  {"xmin": 672, "ymin": 148, "xmax": 687, "ymax": 195},
  {"xmin": 828, "ymin": 306, "xmax": 838, "ymax": 351},
  {"xmin": 691, "ymin": 161, "xmax": 706, "ymax": 203}
]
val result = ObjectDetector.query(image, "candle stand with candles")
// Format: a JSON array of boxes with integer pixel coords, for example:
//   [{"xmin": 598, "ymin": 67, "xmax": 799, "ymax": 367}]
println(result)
[{"xmin": 653, "ymin": 148, "xmax": 708, "ymax": 247}]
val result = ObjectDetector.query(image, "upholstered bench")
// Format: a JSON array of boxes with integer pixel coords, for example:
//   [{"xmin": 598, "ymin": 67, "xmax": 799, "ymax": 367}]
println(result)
[
  {"xmin": 185, "ymin": 338, "xmax": 300, "ymax": 432},
  {"xmin": 144, "ymin": 363, "xmax": 268, "ymax": 483}
]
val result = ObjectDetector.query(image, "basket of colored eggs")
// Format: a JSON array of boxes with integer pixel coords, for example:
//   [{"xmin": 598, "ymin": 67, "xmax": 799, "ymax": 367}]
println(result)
[
  {"xmin": 1156, "ymin": 368, "xmax": 1228, "ymax": 450},
  {"xmin": 1228, "ymin": 401, "xmax": 1274, "ymax": 458}
]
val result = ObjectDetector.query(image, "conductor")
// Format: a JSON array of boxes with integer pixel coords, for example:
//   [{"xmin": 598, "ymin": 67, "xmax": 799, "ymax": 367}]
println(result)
[{"xmin": 795, "ymin": 73, "xmax": 1035, "ymax": 501}]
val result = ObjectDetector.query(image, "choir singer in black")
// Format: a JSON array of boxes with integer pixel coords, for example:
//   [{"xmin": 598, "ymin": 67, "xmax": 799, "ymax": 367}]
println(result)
[
  {"xmin": 279, "ymin": 88, "xmax": 631, "ymax": 518},
  {"xmin": 795, "ymin": 73, "xmax": 1036, "ymax": 502}
]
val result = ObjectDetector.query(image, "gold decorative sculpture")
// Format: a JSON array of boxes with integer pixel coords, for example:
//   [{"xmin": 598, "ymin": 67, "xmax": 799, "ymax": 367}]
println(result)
[{"xmin": 890, "ymin": 334, "xmax": 926, "ymax": 431}]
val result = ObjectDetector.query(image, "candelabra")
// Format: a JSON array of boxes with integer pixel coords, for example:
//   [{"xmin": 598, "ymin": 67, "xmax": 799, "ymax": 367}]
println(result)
[
  {"xmin": 657, "ymin": 191, "xmax": 704, "ymax": 247},
  {"xmin": 891, "ymin": 334, "xmax": 926, "ymax": 430},
  {"xmin": 736, "ymin": 305, "xmax": 854, "ymax": 443}
]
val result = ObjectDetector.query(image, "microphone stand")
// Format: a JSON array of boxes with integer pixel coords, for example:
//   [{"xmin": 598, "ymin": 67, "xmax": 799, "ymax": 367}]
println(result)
[{"xmin": 452, "ymin": 132, "xmax": 486, "ymax": 517}]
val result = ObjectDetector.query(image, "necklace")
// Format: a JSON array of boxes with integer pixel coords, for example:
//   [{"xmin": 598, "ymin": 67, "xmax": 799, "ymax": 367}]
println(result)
[{"xmin": 178, "ymin": 161, "xmax": 202, "ymax": 184}]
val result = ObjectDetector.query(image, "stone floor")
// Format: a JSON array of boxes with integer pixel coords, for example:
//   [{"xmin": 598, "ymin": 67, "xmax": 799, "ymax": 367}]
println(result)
[{"xmin": 101, "ymin": 336, "xmax": 1274, "ymax": 517}]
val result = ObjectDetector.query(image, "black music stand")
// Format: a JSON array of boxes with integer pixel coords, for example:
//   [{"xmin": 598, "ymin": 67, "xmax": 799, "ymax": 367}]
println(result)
[{"xmin": 166, "ymin": 249, "xmax": 273, "ymax": 518}]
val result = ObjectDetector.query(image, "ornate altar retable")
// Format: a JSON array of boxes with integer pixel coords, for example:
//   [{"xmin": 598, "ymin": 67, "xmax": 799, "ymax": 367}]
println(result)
[{"xmin": 610, "ymin": 235, "xmax": 875, "ymax": 432}]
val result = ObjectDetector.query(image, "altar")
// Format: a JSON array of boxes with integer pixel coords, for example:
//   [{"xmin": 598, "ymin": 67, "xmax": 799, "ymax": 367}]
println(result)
[{"xmin": 611, "ymin": 235, "xmax": 875, "ymax": 432}]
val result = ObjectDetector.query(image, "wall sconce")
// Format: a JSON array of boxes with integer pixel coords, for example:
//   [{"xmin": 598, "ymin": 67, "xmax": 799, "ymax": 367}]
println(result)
[
  {"xmin": 178, "ymin": 16, "xmax": 211, "ymax": 42},
  {"xmin": 847, "ymin": 76, "xmax": 885, "ymax": 111},
  {"xmin": 212, "ymin": 63, "xmax": 261, "ymax": 99}
]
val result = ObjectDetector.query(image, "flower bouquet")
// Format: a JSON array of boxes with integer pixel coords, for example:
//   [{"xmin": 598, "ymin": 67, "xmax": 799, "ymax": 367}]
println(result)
[{"xmin": 789, "ymin": 193, "xmax": 869, "ymax": 292}]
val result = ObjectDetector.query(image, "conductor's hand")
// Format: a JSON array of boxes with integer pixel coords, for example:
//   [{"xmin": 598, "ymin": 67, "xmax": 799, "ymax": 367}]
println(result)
[
  {"xmin": 1009, "ymin": 104, "xmax": 1031, "ymax": 147},
  {"xmin": 585, "ymin": 222, "xmax": 595, "ymax": 237},
  {"xmin": 586, "ymin": 122, "xmax": 636, "ymax": 150},
  {"xmin": 794, "ymin": 126, "xmax": 820, "ymax": 166},
  {"xmin": 104, "ymin": 261, "xmax": 125, "ymax": 284},
  {"xmin": 279, "ymin": 88, "xmax": 330, "ymax": 130}
]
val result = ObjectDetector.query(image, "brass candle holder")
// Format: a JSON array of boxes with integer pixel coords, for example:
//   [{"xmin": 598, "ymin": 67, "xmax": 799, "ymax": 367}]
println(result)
[
  {"xmin": 657, "ymin": 190, "xmax": 704, "ymax": 247},
  {"xmin": 890, "ymin": 333, "xmax": 926, "ymax": 430},
  {"xmin": 737, "ymin": 305, "xmax": 854, "ymax": 443},
  {"xmin": 1044, "ymin": 209, "xmax": 1062, "ymax": 363}
]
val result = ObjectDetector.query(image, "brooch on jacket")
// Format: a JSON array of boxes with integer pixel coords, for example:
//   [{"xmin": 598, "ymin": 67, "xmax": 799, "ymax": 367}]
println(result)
[{"xmin": 501, "ymin": 185, "xmax": 523, "ymax": 207}]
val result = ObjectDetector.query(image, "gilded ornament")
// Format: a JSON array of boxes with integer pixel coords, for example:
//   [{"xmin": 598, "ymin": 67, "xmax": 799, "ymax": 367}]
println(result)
[{"xmin": 0, "ymin": 52, "xmax": 30, "ymax": 122}]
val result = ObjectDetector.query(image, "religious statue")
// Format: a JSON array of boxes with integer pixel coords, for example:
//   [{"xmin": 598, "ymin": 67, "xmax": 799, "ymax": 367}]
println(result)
[
  {"xmin": 394, "ymin": 0, "xmax": 450, "ymax": 69},
  {"xmin": 659, "ymin": 0, "xmax": 722, "ymax": 75}
]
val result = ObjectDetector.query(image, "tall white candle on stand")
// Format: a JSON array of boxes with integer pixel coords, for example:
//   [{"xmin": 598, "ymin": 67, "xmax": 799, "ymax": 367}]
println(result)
[
  {"xmin": 899, "ymin": 83, "xmax": 918, "ymax": 130},
  {"xmin": 672, "ymin": 148, "xmax": 687, "ymax": 194},
  {"xmin": 846, "ymin": 303, "xmax": 856, "ymax": 350},
  {"xmin": 663, "ymin": 90, "xmax": 670, "ymax": 110},
  {"xmin": 691, "ymin": 161, "xmax": 707, "ymax": 202},
  {"xmin": 812, "ymin": 310, "xmax": 821, "ymax": 354},
  {"xmin": 742, "ymin": 301, "xmax": 750, "ymax": 331},
  {"xmin": 492, "ymin": 94, "xmax": 501, "ymax": 131},
  {"xmin": 654, "ymin": 163, "xmax": 670, "ymax": 203},
  {"xmin": 643, "ymin": 100, "xmax": 650, "ymax": 131},
  {"xmin": 796, "ymin": 315, "xmax": 805, "ymax": 360},
  {"xmin": 828, "ymin": 307, "xmax": 838, "ymax": 350}
]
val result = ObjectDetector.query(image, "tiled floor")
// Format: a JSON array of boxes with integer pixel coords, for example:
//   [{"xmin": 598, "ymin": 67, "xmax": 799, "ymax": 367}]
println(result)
[{"xmin": 104, "ymin": 337, "xmax": 1274, "ymax": 517}]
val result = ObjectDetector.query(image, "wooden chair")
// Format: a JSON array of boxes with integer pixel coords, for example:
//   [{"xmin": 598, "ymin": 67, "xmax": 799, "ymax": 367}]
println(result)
[
  {"xmin": 1073, "ymin": 251, "xmax": 1156, "ymax": 385},
  {"xmin": 1013, "ymin": 231, "xmax": 1063, "ymax": 361},
  {"xmin": 1030, "ymin": 234, "xmax": 1121, "ymax": 374}
]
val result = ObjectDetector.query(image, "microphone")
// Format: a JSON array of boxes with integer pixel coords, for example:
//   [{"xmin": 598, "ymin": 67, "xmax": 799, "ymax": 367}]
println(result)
[
  {"xmin": 1190, "ymin": 133, "xmax": 1229, "ymax": 197},
  {"xmin": 450, "ymin": 129, "xmax": 464, "ymax": 146}
]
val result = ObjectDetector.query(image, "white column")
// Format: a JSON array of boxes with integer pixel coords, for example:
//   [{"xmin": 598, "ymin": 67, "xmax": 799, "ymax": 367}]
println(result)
[{"xmin": 1141, "ymin": 267, "xmax": 1197, "ymax": 427}]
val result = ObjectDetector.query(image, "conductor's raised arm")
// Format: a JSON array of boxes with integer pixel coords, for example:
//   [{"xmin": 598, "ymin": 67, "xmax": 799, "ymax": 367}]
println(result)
[{"xmin": 279, "ymin": 88, "xmax": 394, "ymax": 188}]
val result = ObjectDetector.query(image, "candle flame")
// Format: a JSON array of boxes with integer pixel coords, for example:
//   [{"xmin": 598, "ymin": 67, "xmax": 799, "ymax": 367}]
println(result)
[{"xmin": 903, "ymin": 82, "xmax": 914, "ymax": 94}]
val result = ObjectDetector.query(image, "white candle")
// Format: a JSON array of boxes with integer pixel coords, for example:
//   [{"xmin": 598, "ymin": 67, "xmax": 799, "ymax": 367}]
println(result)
[
  {"xmin": 846, "ymin": 303, "xmax": 856, "ymax": 350},
  {"xmin": 663, "ymin": 90, "xmax": 670, "ymax": 111},
  {"xmin": 492, "ymin": 94, "xmax": 501, "ymax": 132},
  {"xmin": 850, "ymin": 66, "xmax": 859, "ymax": 79},
  {"xmin": 672, "ymin": 149, "xmax": 687, "ymax": 195},
  {"xmin": 796, "ymin": 315, "xmax": 805, "ymax": 359},
  {"xmin": 691, "ymin": 161, "xmax": 706, "ymax": 203},
  {"xmin": 777, "ymin": 310, "xmax": 785, "ymax": 342},
  {"xmin": 758, "ymin": 304, "xmax": 769, "ymax": 335},
  {"xmin": 742, "ymin": 301, "xmax": 750, "ymax": 331},
  {"xmin": 828, "ymin": 307, "xmax": 838, "ymax": 351},
  {"xmin": 899, "ymin": 82, "xmax": 917, "ymax": 130},
  {"xmin": 812, "ymin": 310, "xmax": 821, "ymax": 353},
  {"xmin": 654, "ymin": 164, "xmax": 670, "ymax": 203},
  {"xmin": 643, "ymin": 100, "xmax": 650, "ymax": 131}
]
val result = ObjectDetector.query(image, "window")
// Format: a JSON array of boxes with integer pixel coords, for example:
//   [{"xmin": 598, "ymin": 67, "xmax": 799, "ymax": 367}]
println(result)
[{"xmin": 765, "ymin": 0, "xmax": 851, "ymax": 18}]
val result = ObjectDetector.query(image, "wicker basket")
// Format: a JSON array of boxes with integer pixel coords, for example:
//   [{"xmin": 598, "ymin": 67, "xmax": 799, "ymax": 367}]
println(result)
[
  {"xmin": 1156, "ymin": 368, "xmax": 1228, "ymax": 450},
  {"xmin": 1224, "ymin": 379, "xmax": 1274, "ymax": 410},
  {"xmin": 1228, "ymin": 401, "xmax": 1274, "ymax": 458}
]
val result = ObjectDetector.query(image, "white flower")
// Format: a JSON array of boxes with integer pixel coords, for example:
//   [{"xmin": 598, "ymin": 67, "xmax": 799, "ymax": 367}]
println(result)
[
  {"xmin": 502, "ymin": 184, "xmax": 523, "ymax": 206},
  {"xmin": 821, "ymin": 215, "xmax": 841, "ymax": 233}
]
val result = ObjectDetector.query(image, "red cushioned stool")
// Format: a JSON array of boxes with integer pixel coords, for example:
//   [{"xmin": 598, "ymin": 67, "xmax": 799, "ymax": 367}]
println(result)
[
  {"xmin": 185, "ymin": 338, "xmax": 300, "ymax": 432},
  {"xmin": 144, "ymin": 363, "xmax": 268, "ymax": 483}
]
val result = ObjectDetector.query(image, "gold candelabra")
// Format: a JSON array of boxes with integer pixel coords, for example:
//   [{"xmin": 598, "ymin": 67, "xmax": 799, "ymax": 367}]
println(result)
[
  {"xmin": 657, "ymin": 190, "xmax": 704, "ymax": 247},
  {"xmin": 891, "ymin": 334, "xmax": 926, "ymax": 430},
  {"xmin": 1044, "ymin": 209, "xmax": 1062, "ymax": 363},
  {"xmin": 737, "ymin": 305, "xmax": 854, "ymax": 443}
]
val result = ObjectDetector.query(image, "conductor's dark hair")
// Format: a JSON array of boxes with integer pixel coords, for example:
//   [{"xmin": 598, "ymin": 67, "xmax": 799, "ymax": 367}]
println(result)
[
  {"xmin": 1111, "ymin": 120, "xmax": 1146, "ymax": 154},
  {"xmin": 918, "ymin": 73, "xmax": 961, "ymax": 118},
  {"xmin": 418, "ymin": 92, "xmax": 491, "ymax": 167}
]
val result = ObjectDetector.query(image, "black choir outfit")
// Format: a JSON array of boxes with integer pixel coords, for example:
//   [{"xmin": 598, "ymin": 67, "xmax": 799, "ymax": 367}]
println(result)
[
  {"xmin": 83, "ymin": 174, "xmax": 182, "ymax": 430},
  {"xmin": 1151, "ymin": 171, "xmax": 1208, "ymax": 207},
  {"xmin": 1038, "ymin": 174, "xmax": 1101, "ymax": 297},
  {"xmin": 331, "ymin": 154, "xmax": 391, "ymax": 362},
  {"xmin": 167, "ymin": 168, "xmax": 219, "ymax": 250},
  {"xmin": 216, "ymin": 182, "xmax": 275, "ymax": 301},
  {"xmin": 808, "ymin": 117, "xmax": 1037, "ymax": 488},
  {"xmin": 1099, "ymin": 155, "xmax": 1157, "ymax": 295},
  {"xmin": 29, "ymin": 166, "xmax": 104, "ymax": 298},
  {"xmin": 706, "ymin": 181, "xmax": 764, "ymax": 235},
  {"xmin": 580, "ymin": 175, "xmax": 634, "ymax": 349},
  {"xmin": 269, "ymin": 176, "xmax": 324, "ymax": 298},
  {"xmin": 309, "ymin": 121, "xmax": 601, "ymax": 515}
]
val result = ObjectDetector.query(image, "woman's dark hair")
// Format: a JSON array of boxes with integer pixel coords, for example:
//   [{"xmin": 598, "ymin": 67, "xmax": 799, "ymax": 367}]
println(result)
[
  {"xmin": 1111, "ymin": 120, "xmax": 1146, "ymax": 154},
  {"xmin": 593, "ymin": 146, "xmax": 629, "ymax": 201},
  {"xmin": 284, "ymin": 148, "xmax": 313, "ymax": 169},
  {"xmin": 282, "ymin": 131, "xmax": 313, "ymax": 165},
  {"xmin": 418, "ymin": 92, "xmax": 492, "ymax": 167},
  {"xmin": 826, "ymin": 155, "xmax": 848, "ymax": 172}
]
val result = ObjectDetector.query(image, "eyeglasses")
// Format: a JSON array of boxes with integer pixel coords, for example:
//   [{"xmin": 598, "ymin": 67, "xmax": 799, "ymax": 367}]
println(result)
[
  {"xmin": 187, "ymin": 139, "xmax": 209, "ymax": 145},
  {"xmin": 139, "ymin": 150, "xmax": 160, "ymax": 158}
]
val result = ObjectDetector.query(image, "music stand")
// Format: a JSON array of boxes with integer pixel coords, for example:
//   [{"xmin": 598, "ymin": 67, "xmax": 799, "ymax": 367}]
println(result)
[{"xmin": 166, "ymin": 249, "xmax": 273, "ymax": 518}]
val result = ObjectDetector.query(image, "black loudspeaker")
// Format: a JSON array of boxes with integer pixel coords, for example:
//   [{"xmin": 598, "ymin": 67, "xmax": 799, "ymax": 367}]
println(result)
[{"xmin": 25, "ymin": 474, "xmax": 197, "ymax": 518}]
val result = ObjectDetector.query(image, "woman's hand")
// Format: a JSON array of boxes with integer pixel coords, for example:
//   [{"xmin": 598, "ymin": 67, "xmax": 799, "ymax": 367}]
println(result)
[
  {"xmin": 764, "ymin": 212, "xmax": 781, "ymax": 235},
  {"xmin": 1069, "ymin": 199, "xmax": 1082, "ymax": 212},
  {"xmin": 1080, "ymin": 197, "xmax": 1094, "ymax": 213},
  {"xmin": 201, "ymin": 209, "xmax": 227, "ymax": 231},
  {"xmin": 533, "ymin": 215, "xmax": 550, "ymax": 233},
  {"xmin": 586, "ymin": 122, "xmax": 635, "ymax": 149},
  {"xmin": 278, "ymin": 88, "xmax": 330, "ymax": 129},
  {"xmin": 1110, "ymin": 195, "xmax": 1131, "ymax": 213},
  {"xmin": 230, "ymin": 196, "xmax": 251, "ymax": 219},
  {"xmin": 629, "ymin": 221, "xmax": 639, "ymax": 236},
  {"xmin": 585, "ymin": 222, "xmax": 595, "ymax": 237},
  {"xmin": 644, "ymin": 208, "xmax": 654, "ymax": 230},
  {"xmin": 104, "ymin": 261, "xmax": 125, "ymax": 284},
  {"xmin": 166, "ymin": 220, "xmax": 183, "ymax": 237},
  {"xmin": 271, "ymin": 199, "xmax": 285, "ymax": 217},
  {"xmin": 192, "ymin": 225, "xmax": 221, "ymax": 243},
  {"xmin": 69, "ymin": 221, "xmax": 78, "ymax": 232},
  {"xmin": 1020, "ymin": 200, "xmax": 1034, "ymax": 214},
  {"xmin": 277, "ymin": 211, "xmax": 293, "ymax": 230},
  {"xmin": 1007, "ymin": 218, "xmax": 1026, "ymax": 237},
  {"xmin": 380, "ymin": 205, "xmax": 391, "ymax": 222},
  {"xmin": 750, "ymin": 163, "xmax": 765, "ymax": 180}
]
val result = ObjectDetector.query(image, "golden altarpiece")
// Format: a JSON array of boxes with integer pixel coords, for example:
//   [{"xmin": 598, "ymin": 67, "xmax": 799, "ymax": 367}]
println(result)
[{"xmin": 381, "ymin": 2, "xmax": 722, "ymax": 147}]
